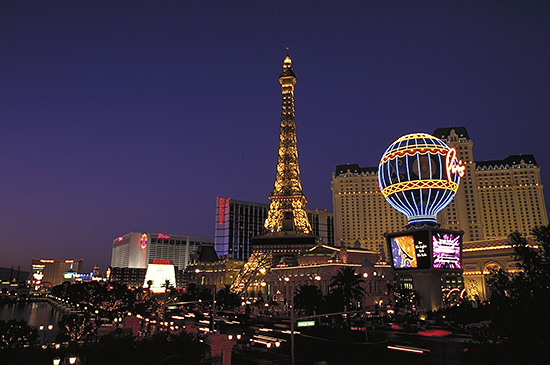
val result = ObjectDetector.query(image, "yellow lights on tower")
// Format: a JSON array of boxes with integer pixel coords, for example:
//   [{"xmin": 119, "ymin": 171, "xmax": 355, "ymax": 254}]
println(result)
[{"xmin": 265, "ymin": 54, "xmax": 311, "ymax": 235}]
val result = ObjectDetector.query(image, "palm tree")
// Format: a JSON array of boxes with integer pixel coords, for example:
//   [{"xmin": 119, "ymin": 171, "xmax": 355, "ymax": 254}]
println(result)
[
  {"xmin": 329, "ymin": 267, "xmax": 365, "ymax": 313},
  {"xmin": 216, "ymin": 285, "xmax": 239, "ymax": 309},
  {"xmin": 294, "ymin": 284, "xmax": 324, "ymax": 316}
]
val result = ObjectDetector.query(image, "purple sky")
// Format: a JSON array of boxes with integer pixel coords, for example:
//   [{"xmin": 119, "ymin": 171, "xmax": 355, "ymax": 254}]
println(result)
[{"xmin": 2, "ymin": 1, "xmax": 549, "ymax": 272}]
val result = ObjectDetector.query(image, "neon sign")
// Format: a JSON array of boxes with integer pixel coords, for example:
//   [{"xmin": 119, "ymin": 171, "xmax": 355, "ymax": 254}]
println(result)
[
  {"xmin": 445, "ymin": 148, "xmax": 465, "ymax": 181},
  {"xmin": 378, "ymin": 133, "xmax": 463, "ymax": 225},
  {"xmin": 140, "ymin": 233, "xmax": 148, "ymax": 249},
  {"xmin": 157, "ymin": 233, "xmax": 170, "ymax": 240},
  {"xmin": 218, "ymin": 197, "xmax": 230, "ymax": 225}
]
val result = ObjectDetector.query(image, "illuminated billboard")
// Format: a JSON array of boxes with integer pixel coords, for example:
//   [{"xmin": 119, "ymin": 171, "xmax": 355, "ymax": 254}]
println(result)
[
  {"xmin": 432, "ymin": 231, "xmax": 462, "ymax": 269},
  {"xmin": 389, "ymin": 230, "xmax": 430, "ymax": 269},
  {"xmin": 387, "ymin": 228, "xmax": 462, "ymax": 270},
  {"xmin": 143, "ymin": 260, "xmax": 176, "ymax": 293}
]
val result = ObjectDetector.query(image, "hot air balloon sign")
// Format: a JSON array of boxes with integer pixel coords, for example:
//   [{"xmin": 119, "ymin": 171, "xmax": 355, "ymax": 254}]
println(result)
[{"xmin": 378, "ymin": 133, "xmax": 465, "ymax": 226}]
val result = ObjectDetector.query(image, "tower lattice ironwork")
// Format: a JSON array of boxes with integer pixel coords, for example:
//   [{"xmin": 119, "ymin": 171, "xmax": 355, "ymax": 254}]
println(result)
[
  {"xmin": 230, "ymin": 55, "xmax": 315, "ymax": 294},
  {"xmin": 264, "ymin": 54, "xmax": 312, "ymax": 235}
]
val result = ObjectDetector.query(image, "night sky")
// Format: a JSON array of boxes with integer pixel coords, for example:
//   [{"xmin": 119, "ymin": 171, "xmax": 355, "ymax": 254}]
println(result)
[{"xmin": 2, "ymin": 1, "xmax": 549, "ymax": 272}]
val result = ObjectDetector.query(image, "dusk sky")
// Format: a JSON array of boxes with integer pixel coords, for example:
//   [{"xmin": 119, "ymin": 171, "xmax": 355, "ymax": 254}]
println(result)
[{"xmin": 2, "ymin": 1, "xmax": 549, "ymax": 272}]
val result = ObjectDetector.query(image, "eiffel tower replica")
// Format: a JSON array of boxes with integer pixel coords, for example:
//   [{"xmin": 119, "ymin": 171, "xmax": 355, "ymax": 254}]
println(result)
[{"xmin": 230, "ymin": 54, "xmax": 317, "ymax": 294}]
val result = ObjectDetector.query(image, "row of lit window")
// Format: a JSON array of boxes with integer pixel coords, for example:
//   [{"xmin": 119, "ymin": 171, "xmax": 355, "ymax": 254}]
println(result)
[{"xmin": 478, "ymin": 183, "xmax": 539, "ymax": 188}]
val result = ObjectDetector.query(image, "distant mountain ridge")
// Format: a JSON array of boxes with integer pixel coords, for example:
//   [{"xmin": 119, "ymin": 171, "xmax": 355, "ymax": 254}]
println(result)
[{"xmin": 0, "ymin": 267, "xmax": 30, "ymax": 282}]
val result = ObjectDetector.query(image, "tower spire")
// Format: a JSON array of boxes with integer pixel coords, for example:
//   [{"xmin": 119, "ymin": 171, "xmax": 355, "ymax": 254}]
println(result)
[
  {"xmin": 264, "ymin": 54, "xmax": 312, "ymax": 235},
  {"xmin": 229, "ymin": 54, "xmax": 316, "ymax": 294}
]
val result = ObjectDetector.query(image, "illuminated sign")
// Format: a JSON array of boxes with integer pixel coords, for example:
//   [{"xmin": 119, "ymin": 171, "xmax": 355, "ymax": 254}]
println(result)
[
  {"xmin": 297, "ymin": 321, "xmax": 315, "ymax": 327},
  {"xmin": 40, "ymin": 260, "xmax": 54, "ymax": 263},
  {"xmin": 157, "ymin": 233, "xmax": 171, "ymax": 240},
  {"xmin": 117, "ymin": 236, "xmax": 124, "ymax": 242},
  {"xmin": 445, "ymin": 148, "xmax": 465, "ymax": 180},
  {"xmin": 74, "ymin": 273, "xmax": 93, "ymax": 282},
  {"xmin": 389, "ymin": 231, "xmax": 430, "ymax": 269},
  {"xmin": 432, "ymin": 232, "xmax": 462, "ymax": 269},
  {"xmin": 140, "ymin": 233, "xmax": 148, "ymax": 249},
  {"xmin": 143, "ymin": 262, "xmax": 176, "ymax": 294},
  {"xmin": 378, "ymin": 133, "xmax": 463, "ymax": 225},
  {"xmin": 387, "ymin": 228, "xmax": 462, "ymax": 271},
  {"xmin": 151, "ymin": 259, "xmax": 172, "ymax": 265},
  {"xmin": 218, "ymin": 197, "xmax": 230, "ymax": 225}
]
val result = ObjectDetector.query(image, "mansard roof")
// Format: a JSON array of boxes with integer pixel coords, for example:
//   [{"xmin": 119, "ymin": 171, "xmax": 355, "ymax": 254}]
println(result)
[
  {"xmin": 476, "ymin": 154, "xmax": 538, "ymax": 170},
  {"xmin": 194, "ymin": 245, "xmax": 219, "ymax": 263},
  {"xmin": 432, "ymin": 126, "xmax": 470, "ymax": 141}
]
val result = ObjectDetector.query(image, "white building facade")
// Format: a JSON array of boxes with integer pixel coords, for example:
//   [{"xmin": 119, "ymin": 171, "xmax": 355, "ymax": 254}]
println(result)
[{"xmin": 111, "ymin": 232, "xmax": 214, "ymax": 271}]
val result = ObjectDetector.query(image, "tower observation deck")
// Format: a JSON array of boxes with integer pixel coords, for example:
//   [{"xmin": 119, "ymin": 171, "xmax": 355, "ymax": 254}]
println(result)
[{"xmin": 230, "ymin": 54, "xmax": 316, "ymax": 294}]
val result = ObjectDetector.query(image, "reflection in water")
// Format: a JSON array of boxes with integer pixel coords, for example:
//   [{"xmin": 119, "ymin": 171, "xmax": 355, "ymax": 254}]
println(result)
[{"xmin": 0, "ymin": 302, "xmax": 63, "ymax": 342}]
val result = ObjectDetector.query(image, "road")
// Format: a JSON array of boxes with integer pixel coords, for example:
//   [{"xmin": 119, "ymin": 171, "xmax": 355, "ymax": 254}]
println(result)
[{"xmin": 172, "ymin": 309, "xmax": 469, "ymax": 364}]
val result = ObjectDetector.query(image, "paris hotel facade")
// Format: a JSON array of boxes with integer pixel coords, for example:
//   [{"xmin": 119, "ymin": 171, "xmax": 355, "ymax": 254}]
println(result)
[{"xmin": 332, "ymin": 126, "xmax": 548, "ymax": 300}]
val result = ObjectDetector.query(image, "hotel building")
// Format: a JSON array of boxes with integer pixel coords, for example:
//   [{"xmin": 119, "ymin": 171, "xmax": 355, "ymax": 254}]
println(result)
[
  {"xmin": 30, "ymin": 258, "xmax": 84, "ymax": 286},
  {"xmin": 214, "ymin": 197, "xmax": 334, "ymax": 261},
  {"xmin": 332, "ymin": 127, "xmax": 548, "ymax": 254},
  {"xmin": 434, "ymin": 127, "xmax": 548, "ymax": 240},
  {"xmin": 109, "ymin": 232, "xmax": 214, "ymax": 288}
]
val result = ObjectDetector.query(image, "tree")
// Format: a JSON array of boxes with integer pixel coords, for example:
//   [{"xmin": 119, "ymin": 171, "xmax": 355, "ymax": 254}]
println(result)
[
  {"xmin": 328, "ymin": 267, "xmax": 365, "ymax": 312},
  {"xmin": 180, "ymin": 283, "xmax": 200, "ymax": 302},
  {"xmin": 294, "ymin": 284, "xmax": 324, "ymax": 316},
  {"xmin": 0, "ymin": 319, "xmax": 37, "ymax": 348},
  {"xmin": 131, "ymin": 287, "xmax": 154, "ymax": 317},
  {"xmin": 98, "ymin": 283, "xmax": 132, "ymax": 313},
  {"xmin": 217, "ymin": 285, "xmax": 240, "ymax": 309},
  {"xmin": 58, "ymin": 314, "xmax": 96, "ymax": 342},
  {"xmin": 386, "ymin": 283, "xmax": 420, "ymax": 316},
  {"xmin": 484, "ymin": 225, "xmax": 550, "ymax": 362}
]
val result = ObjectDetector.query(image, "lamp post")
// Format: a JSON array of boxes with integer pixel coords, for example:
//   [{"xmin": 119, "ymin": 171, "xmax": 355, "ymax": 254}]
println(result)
[
  {"xmin": 53, "ymin": 355, "xmax": 79, "ymax": 365},
  {"xmin": 39, "ymin": 324, "xmax": 54, "ymax": 344},
  {"xmin": 278, "ymin": 275, "xmax": 296, "ymax": 365},
  {"xmin": 290, "ymin": 289, "xmax": 295, "ymax": 365}
]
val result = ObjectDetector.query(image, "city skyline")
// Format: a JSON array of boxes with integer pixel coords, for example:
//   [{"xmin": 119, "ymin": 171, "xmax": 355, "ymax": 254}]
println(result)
[{"xmin": 2, "ymin": 1, "xmax": 550, "ymax": 272}]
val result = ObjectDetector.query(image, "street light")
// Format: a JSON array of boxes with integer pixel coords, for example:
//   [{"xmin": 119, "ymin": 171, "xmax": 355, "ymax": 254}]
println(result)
[
  {"xmin": 39, "ymin": 324, "xmax": 54, "ymax": 344},
  {"xmin": 53, "ymin": 356, "xmax": 79, "ymax": 365}
]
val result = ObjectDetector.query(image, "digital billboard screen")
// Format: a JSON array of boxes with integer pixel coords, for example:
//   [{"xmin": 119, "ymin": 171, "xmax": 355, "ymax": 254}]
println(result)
[
  {"xmin": 432, "ymin": 231, "xmax": 462, "ymax": 269},
  {"xmin": 387, "ymin": 228, "xmax": 462, "ymax": 270},
  {"xmin": 389, "ymin": 230, "xmax": 430, "ymax": 270}
]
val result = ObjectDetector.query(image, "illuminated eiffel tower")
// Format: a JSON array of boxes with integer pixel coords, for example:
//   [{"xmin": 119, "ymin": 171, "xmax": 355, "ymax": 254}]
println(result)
[{"xmin": 230, "ymin": 54, "xmax": 316, "ymax": 294}]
